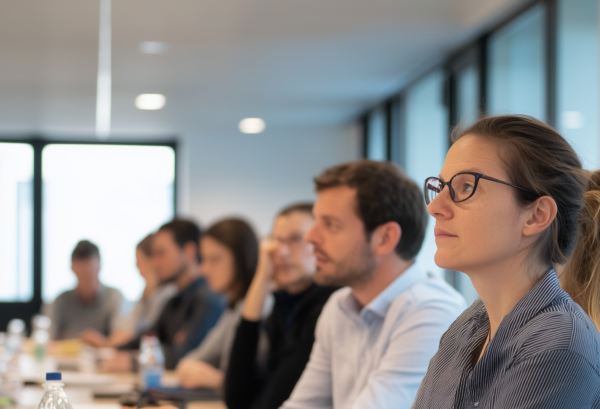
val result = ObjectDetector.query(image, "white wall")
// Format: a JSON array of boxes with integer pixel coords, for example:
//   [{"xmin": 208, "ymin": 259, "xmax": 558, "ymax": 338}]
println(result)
[{"xmin": 177, "ymin": 124, "xmax": 361, "ymax": 235}]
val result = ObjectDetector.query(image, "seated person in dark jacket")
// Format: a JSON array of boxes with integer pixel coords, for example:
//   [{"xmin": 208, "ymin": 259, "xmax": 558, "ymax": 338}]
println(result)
[
  {"xmin": 107, "ymin": 219, "xmax": 225, "ymax": 370},
  {"xmin": 225, "ymin": 203, "xmax": 337, "ymax": 409}
]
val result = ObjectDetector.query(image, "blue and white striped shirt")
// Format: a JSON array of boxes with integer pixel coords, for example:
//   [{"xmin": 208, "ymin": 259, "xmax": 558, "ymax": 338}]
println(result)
[{"xmin": 413, "ymin": 270, "xmax": 600, "ymax": 409}]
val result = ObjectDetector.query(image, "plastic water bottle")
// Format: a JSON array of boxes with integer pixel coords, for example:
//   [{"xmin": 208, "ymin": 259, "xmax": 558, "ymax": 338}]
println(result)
[
  {"xmin": 0, "ymin": 332, "xmax": 22, "ymax": 407},
  {"xmin": 32, "ymin": 329, "xmax": 50, "ymax": 363},
  {"xmin": 6, "ymin": 320, "xmax": 25, "ymax": 358},
  {"xmin": 37, "ymin": 373, "xmax": 72, "ymax": 409},
  {"xmin": 31, "ymin": 315, "xmax": 51, "ymax": 363},
  {"xmin": 138, "ymin": 335, "xmax": 164, "ymax": 390},
  {"xmin": 0, "ymin": 334, "xmax": 15, "ymax": 408},
  {"xmin": 31, "ymin": 316, "xmax": 51, "ymax": 333}
]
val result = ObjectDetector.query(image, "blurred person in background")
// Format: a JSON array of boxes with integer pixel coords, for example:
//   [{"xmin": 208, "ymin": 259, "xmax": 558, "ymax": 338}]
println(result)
[
  {"xmin": 281, "ymin": 161, "xmax": 465, "ymax": 409},
  {"xmin": 224, "ymin": 203, "xmax": 337, "ymax": 409},
  {"xmin": 177, "ymin": 218, "xmax": 268, "ymax": 390},
  {"xmin": 109, "ymin": 219, "xmax": 226, "ymax": 370},
  {"xmin": 50, "ymin": 240, "xmax": 124, "ymax": 340},
  {"xmin": 81, "ymin": 233, "xmax": 178, "ymax": 347}
]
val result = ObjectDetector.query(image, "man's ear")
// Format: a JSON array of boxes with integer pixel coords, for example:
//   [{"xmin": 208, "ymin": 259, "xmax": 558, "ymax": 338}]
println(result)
[{"xmin": 370, "ymin": 221, "xmax": 402, "ymax": 256}]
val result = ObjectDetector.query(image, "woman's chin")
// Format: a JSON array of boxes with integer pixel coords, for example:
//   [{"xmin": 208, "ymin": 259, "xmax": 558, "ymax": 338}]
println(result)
[{"xmin": 434, "ymin": 252, "xmax": 459, "ymax": 271}]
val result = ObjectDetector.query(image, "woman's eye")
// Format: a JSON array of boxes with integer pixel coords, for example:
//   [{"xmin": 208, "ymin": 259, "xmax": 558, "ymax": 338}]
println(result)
[{"xmin": 462, "ymin": 183, "xmax": 474, "ymax": 193}]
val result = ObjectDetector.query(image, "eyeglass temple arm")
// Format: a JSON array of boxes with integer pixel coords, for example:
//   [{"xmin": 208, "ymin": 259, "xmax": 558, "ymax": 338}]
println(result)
[{"xmin": 479, "ymin": 175, "xmax": 538, "ymax": 196}]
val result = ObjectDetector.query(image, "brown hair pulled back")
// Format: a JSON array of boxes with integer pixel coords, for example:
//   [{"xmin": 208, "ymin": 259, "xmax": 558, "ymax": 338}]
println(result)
[
  {"xmin": 455, "ymin": 115, "xmax": 600, "ymax": 328},
  {"xmin": 205, "ymin": 218, "xmax": 258, "ymax": 308},
  {"xmin": 561, "ymin": 171, "xmax": 600, "ymax": 328}
]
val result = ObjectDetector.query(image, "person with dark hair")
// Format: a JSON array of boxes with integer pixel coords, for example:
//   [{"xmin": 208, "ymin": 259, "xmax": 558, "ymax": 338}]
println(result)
[
  {"xmin": 50, "ymin": 240, "xmax": 124, "ymax": 340},
  {"xmin": 113, "ymin": 219, "xmax": 226, "ymax": 370},
  {"xmin": 122, "ymin": 234, "xmax": 178, "ymax": 338},
  {"xmin": 281, "ymin": 161, "xmax": 465, "ymax": 409},
  {"xmin": 224, "ymin": 203, "xmax": 338, "ymax": 409},
  {"xmin": 177, "ymin": 218, "xmax": 264, "ymax": 390},
  {"xmin": 81, "ymin": 234, "xmax": 178, "ymax": 347},
  {"xmin": 413, "ymin": 115, "xmax": 600, "ymax": 408}
]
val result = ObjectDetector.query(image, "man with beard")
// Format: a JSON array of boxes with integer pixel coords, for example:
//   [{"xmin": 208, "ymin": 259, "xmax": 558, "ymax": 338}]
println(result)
[
  {"xmin": 118, "ymin": 219, "xmax": 225, "ymax": 369},
  {"xmin": 224, "ymin": 203, "xmax": 337, "ymax": 409},
  {"xmin": 281, "ymin": 160, "xmax": 465, "ymax": 409}
]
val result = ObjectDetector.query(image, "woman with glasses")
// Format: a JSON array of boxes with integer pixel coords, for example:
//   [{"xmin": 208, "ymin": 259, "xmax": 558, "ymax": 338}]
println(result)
[{"xmin": 413, "ymin": 115, "xmax": 600, "ymax": 408}]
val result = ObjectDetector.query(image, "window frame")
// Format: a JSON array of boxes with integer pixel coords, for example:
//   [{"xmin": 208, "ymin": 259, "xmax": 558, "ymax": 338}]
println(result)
[{"xmin": 0, "ymin": 137, "xmax": 177, "ymax": 333}]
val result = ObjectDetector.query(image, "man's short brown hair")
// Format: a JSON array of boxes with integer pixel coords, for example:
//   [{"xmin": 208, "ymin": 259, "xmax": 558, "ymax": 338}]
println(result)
[
  {"xmin": 314, "ymin": 160, "xmax": 427, "ymax": 261},
  {"xmin": 158, "ymin": 219, "xmax": 202, "ymax": 262},
  {"xmin": 277, "ymin": 202, "xmax": 314, "ymax": 218},
  {"xmin": 72, "ymin": 240, "xmax": 100, "ymax": 261}
]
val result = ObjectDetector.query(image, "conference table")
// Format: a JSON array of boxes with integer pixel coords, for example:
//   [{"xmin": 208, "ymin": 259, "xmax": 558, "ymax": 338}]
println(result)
[{"xmin": 16, "ymin": 344, "xmax": 226, "ymax": 409}]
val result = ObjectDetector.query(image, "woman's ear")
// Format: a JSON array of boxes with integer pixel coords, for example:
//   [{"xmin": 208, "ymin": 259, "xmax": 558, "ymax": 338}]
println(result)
[
  {"xmin": 523, "ymin": 196, "xmax": 557, "ymax": 237},
  {"xmin": 371, "ymin": 221, "xmax": 402, "ymax": 256}
]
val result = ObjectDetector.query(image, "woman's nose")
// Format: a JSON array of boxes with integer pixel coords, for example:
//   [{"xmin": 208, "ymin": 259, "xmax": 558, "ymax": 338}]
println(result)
[{"xmin": 427, "ymin": 187, "xmax": 453, "ymax": 220}]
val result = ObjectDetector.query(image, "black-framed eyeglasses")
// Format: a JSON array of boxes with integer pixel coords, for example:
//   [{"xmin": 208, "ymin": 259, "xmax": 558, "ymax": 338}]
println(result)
[{"xmin": 424, "ymin": 172, "xmax": 539, "ymax": 205}]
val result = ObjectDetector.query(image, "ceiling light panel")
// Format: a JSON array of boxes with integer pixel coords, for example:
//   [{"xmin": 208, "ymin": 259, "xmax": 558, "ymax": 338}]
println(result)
[
  {"xmin": 239, "ymin": 118, "xmax": 266, "ymax": 134},
  {"xmin": 135, "ymin": 94, "xmax": 166, "ymax": 110},
  {"xmin": 140, "ymin": 42, "xmax": 169, "ymax": 54}
]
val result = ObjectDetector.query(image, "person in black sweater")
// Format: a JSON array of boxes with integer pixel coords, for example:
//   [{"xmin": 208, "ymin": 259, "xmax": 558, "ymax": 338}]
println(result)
[{"xmin": 225, "ymin": 203, "xmax": 337, "ymax": 409}]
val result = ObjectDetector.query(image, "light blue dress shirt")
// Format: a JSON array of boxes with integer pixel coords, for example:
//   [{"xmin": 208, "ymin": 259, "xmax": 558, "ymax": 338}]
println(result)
[{"xmin": 280, "ymin": 263, "xmax": 466, "ymax": 409}]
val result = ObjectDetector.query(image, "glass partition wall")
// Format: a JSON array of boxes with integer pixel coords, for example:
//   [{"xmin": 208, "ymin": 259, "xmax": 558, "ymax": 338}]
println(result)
[{"xmin": 361, "ymin": 0, "xmax": 600, "ymax": 305}]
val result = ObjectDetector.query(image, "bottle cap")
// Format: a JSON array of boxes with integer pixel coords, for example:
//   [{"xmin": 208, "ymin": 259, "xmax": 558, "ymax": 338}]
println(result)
[{"xmin": 46, "ymin": 372, "xmax": 61, "ymax": 381}]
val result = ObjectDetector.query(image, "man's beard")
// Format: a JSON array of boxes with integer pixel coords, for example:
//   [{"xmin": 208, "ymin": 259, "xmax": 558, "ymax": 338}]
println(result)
[
  {"xmin": 162, "ymin": 260, "xmax": 188, "ymax": 285},
  {"xmin": 314, "ymin": 241, "xmax": 376, "ymax": 287}
]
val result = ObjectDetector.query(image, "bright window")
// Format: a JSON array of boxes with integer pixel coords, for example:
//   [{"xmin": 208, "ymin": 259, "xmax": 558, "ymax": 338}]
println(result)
[
  {"xmin": 42, "ymin": 145, "xmax": 175, "ymax": 303},
  {"xmin": 366, "ymin": 107, "xmax": 387, "ymax": 161},
  {"xmin": 557, "ymin": 0, "xmax": 599, "ymax": 170},
  {"xmin": 488, "ymin": 4, "xmax": 546, "ymax": 121},
  {"xmin": 455, "ymin": 64, "xmax": 480, "ymax": 128},
  {"xmin": 404, "ymin": 70, "xmax": 448, "ymax": 278},
  {"xmin": 0, "ymin": 143, "xmax": 33, "ymax": 302}
]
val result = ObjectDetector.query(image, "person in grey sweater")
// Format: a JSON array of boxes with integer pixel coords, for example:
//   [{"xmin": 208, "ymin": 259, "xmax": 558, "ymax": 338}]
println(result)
[
  {"xmin": 176, "ymin": 217, "xmax": 265, "ymax": 390},
  {"xmin": 50, "ymin": 240, "xmax": 124, "ymax": 340}
]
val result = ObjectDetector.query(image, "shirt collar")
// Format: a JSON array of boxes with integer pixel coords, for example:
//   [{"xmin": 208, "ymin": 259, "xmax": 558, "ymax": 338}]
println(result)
[
  {"xmin": 471, "ymin": 269, "xmax": 568, "ymax": 333},
  {"xmin": 342, "ymin": 263, "xmax": 427, "ymax": 323},
  {"xmin": 502, "ymin": 269, "xmax": 567, "ymax": 329}
]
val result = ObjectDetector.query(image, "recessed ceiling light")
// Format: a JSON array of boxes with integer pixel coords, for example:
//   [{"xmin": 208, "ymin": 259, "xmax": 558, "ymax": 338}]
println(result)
[
  {"xmin": 239, "ymin": 118, "xmax": 266, "ymax": 134},
  {"xmin": 139, "ymin": 42, "xmax": 169, "ymax": 54},
  {"xmin": 135, "ymin": 94, "xmax": 166, "ymax": 110}
]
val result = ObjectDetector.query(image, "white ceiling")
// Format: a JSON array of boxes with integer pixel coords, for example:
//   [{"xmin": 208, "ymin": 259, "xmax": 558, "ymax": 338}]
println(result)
[{"xmin": 0, "ymin": 0, "xmax": 527, "ymax": 139}]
